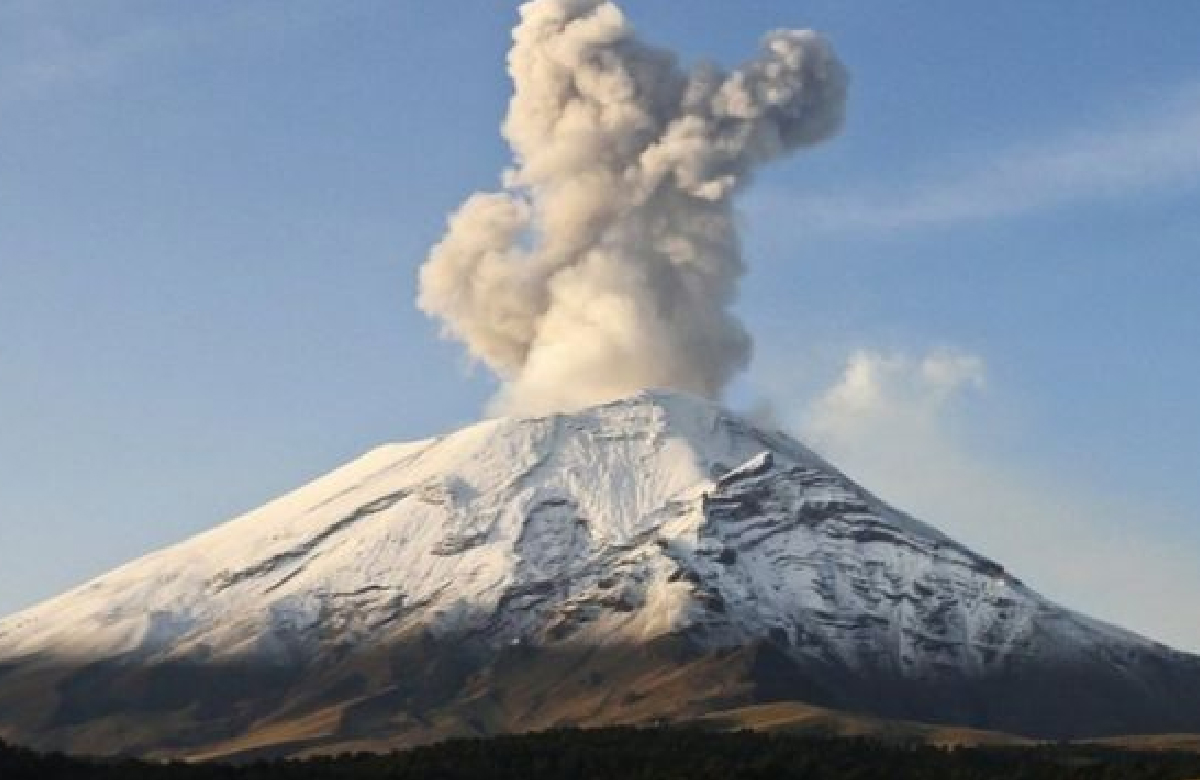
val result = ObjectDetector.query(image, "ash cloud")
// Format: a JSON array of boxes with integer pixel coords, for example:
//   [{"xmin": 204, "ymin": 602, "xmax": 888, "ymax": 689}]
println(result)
[{"xmin": 418, "ymin": 0, "xmax": 846, "ymax": 414}]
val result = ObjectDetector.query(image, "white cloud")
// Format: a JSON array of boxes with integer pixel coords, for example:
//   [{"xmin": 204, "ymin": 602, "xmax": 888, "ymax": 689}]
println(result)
[
  {"xmin": 804, "ymin": 348, "xmax": 984, "ymax": 446},
  {"xmin": 751, "ymin": 86, "xmax": 1200, "ymax": 234},
  {"xmin": 769, "ymin": 347, "xmax": 1200, "ymax": 653}
]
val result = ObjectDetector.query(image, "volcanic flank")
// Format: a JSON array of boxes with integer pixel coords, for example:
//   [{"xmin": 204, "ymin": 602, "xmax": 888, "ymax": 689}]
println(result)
[{"xmin": 2, "ymin": 392, "xmax": 1200, "ymax": 758}]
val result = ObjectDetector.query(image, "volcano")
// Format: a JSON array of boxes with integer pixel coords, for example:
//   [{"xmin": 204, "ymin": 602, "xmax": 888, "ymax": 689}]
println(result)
[{"xmin": 2, "ymin": 391, "xmax": 1198, "ymax": 758}]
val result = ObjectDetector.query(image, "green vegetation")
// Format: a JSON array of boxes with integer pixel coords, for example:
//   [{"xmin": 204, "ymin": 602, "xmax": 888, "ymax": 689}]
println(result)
[{"xmin": 4, "ymin": 727, "xmax": 1200, "ymax": 779}]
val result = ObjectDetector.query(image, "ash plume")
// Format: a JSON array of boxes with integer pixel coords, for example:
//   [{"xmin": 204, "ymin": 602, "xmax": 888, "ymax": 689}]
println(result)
[{"xmin": 418, "ymin": 0, "xmax": 847, "ymax": 414}]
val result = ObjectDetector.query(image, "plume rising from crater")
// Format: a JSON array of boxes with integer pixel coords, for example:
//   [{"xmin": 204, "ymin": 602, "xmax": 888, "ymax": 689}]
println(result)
[{"xmin": 418, "ymin": 0, "xmax": 847, "ymax": 414}]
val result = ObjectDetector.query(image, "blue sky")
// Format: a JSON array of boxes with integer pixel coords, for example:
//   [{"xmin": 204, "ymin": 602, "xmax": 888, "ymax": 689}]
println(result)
[{"xmin": 1, "ymin": 2, "xmax": 1197, "ymax": 649}]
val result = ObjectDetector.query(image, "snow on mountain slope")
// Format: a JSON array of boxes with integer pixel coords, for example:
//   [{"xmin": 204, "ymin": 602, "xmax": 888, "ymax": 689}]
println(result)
[{"xmin": 0, "ymin": 390, "xmax": 1173, "ymax": 684}]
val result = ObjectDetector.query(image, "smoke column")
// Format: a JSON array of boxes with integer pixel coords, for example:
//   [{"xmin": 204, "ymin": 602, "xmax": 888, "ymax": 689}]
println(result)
[{"xmin": 418, "ymin": 0, "xmax": 847, "ymax": 415}]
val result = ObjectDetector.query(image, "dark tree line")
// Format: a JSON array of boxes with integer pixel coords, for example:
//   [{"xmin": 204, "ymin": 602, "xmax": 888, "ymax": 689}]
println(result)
[{"xmin": 3, "ymin": 727, "xmax": 1200, "ymax": 779}]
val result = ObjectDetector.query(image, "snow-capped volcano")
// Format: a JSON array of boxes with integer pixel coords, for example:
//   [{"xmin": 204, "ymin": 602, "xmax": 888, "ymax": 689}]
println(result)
[{"xmin": 1, "ymin": 391, "xmax": 1198, "ymax": 757}]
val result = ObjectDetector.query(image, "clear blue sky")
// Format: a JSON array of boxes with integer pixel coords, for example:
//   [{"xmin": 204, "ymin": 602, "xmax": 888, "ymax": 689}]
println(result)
[{"xmin": 2, "ymin": 2, "xmax": 1198, "ymax": 649}]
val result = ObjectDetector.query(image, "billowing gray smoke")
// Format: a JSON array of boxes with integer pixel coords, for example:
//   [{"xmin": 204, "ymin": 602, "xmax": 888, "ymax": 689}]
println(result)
[{"xmin": 419, "ymin": 0, "xmax": 846, "ymax": 414}]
